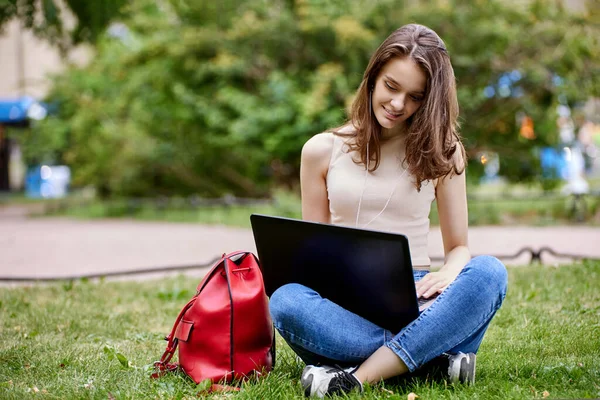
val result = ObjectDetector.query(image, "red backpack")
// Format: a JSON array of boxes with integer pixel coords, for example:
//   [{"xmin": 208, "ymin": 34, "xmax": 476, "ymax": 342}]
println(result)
[{"xmin": 153, "ymin": 251, "xmax": 275, "ymax": 385}]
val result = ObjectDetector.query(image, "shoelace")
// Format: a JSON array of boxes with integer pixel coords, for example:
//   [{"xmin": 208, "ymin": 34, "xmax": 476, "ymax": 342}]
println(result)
[{"xmin": 327, "ymin": 365, "xmax": 359, "ymax": 394}]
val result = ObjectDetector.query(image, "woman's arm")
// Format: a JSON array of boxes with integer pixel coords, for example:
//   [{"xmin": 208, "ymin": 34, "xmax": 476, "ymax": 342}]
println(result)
[
  {"xmin": 416, "ymin": 149, "xmax": 471, "ymax": 299},
  {"xmin": 355, "ymin": 169, "xmax": 471, "ymax": 382},
  {"xmin": 300, "ymin": 133, "xmax": 334, "ymax": 223}
]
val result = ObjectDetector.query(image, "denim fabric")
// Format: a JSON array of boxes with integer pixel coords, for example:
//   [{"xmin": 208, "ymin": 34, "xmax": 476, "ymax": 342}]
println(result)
[{"xmin": 269, "ymin": 255, "xmax": 508, "ymax": 372}]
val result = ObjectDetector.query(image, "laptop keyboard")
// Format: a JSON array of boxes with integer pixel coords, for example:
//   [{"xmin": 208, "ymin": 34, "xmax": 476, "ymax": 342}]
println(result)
[{"xmin": 418, "ymin": 293, "xmax": 440, "ymax": 307}]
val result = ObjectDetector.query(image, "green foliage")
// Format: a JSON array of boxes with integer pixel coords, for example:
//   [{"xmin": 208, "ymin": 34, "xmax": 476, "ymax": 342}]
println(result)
[
  {"xmin": 0, "ymin": 0, "xmax": 127, "ymax": 52},
  {"xmin": 17, "ymin": 0, "xmax": 600, "ymax": 197}
]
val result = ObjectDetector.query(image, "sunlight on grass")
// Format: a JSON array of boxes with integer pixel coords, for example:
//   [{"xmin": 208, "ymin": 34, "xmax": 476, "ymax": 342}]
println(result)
[{"xmin": 1, "ymin": 262, "xmax": 599, "ymax": 399}]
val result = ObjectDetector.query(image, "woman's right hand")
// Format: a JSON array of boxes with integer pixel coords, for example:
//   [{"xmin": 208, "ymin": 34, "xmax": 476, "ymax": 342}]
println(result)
[{"xmin": 415, "ymin": 269, "xmax": 458, "ymax": 299}]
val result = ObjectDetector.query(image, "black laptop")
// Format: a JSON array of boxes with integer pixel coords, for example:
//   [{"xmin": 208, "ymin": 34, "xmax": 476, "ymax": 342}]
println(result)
[{"xmin": 250, "ymin": 214, "xmax": 421, "ymax": 334}]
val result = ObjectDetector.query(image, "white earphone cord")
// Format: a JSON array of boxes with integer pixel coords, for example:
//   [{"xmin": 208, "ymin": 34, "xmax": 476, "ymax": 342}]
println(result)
[{"xmin": 355, "ymin": 141, "xmax": 406, "ymax": 229}]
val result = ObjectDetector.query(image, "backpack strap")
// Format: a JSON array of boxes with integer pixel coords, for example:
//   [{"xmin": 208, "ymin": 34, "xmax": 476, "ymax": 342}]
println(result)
[{"xmin": 152, "ymin": 296, "xmax": 197, "ymax": 377}]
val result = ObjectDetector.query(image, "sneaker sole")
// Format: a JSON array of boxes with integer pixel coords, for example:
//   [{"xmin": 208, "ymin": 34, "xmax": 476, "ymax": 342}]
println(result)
[
  {"xmin": 301, "ymin": 367, "xmax": 314, "ymax": 397},
  {"xmin": 460, "ymin": 353, "xmax": 476, "ymax": 385},
  {"xmin": 448, "ymin": 352, "xmax": 476, "ymax": 385}
]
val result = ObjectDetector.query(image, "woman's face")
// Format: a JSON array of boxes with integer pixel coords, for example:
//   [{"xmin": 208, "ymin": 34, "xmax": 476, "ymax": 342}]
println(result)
[{"xmin": 371, "ymin": 57, "xmax": 427, "ymax": 136}]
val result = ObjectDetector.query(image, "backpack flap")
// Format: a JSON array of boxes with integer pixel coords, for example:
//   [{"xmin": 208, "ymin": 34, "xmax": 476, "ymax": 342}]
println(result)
[
  {"xmin": 195, "ymin": 251, "xmax": 248, "ymax": 294},
  {"xmin": 175, "ymin": 320, "xmax": 194, "ymax": 342}
]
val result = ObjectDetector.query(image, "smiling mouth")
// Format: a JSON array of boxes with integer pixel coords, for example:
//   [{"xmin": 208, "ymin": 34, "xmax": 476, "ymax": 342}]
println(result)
[{"xmin": 383, "ymin": 106, "xmax": 403, "ymax": 118}]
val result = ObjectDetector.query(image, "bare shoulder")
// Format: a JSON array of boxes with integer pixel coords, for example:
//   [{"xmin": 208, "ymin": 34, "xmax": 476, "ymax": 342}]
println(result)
[
  {"xmin": 449, "ymin": 141, "xmax": 467, "ymax": 170},
  {"xmin": 435, "ymin": 142, "xmax": 467, "ymax": 189},
  {"xmin": 301, "ymin": 132, "xmax": 335, "ymax": 164}
]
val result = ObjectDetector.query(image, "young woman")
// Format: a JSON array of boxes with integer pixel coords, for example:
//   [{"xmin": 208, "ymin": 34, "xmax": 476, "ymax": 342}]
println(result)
[{"xmin": 269, "ymin": 24, "xmax": 508, "ymax": 398}]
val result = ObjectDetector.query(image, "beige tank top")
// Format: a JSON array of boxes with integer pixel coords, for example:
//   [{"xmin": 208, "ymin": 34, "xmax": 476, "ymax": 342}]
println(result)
[{"xmin": 326, "ymin": 132, "xmax": 436, "ymax": 267}]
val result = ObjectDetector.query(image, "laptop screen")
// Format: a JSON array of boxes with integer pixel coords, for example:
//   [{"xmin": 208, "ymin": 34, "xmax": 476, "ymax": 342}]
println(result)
[{"xmin": 251, "ymin": 214, "xmax": 419, "ymax": 333}]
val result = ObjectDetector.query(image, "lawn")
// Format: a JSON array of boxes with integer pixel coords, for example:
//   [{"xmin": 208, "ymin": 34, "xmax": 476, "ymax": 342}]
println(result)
[
  {"xmin": 1, "ymin": 261, "xmax": 599, "ymax": 399},
  {"xmin": 14, "ymin": 187, "xmax": 600, "ymax": 227}
]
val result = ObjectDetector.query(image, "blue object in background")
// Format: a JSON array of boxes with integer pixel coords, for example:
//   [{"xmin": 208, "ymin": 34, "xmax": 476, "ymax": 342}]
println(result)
[
  {"xmin": 540, "ymin": 147, "xmax": 567, "ymax": 180},
  {"xmin": 25, "ymin": 165, "xmax": 71, "ymax": 198},
  {"xmin": 0, "ymin": 96, "xmax": 48, "ymax": 123}
]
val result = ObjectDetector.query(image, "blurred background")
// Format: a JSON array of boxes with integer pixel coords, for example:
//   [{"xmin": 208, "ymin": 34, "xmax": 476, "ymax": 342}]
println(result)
[
  {"xmin": 1, "ymin": 5, "xmax": 599, "ymax": 398},
  {"xmin": 0, "ymin": 0, "xmax": 599, "ymax": 227}
]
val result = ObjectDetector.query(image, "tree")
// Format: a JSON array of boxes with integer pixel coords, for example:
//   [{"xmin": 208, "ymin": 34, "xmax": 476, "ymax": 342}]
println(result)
[
  {"xmin": 19, "ymin": 0, "xmax": 600, "ymax": 197},
  {"xmin": 0, "ymin": 0, "xmax": 127, "ymax": 53}
]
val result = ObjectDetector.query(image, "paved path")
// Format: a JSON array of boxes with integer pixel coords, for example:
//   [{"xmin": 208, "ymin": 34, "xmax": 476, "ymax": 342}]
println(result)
[{"xmin": 1, "ymin": 207, "xmax": 599, "ymax": 282}]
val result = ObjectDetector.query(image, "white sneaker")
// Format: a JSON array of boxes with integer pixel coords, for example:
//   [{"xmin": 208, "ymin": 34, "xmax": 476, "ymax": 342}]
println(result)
[
  {"xmin": 300, "ymin": 365, "xmax": 363, "ymax": 398},
  {"xmin": 447, "ymin": 352, "xmax": 476, "ymax": 384}
]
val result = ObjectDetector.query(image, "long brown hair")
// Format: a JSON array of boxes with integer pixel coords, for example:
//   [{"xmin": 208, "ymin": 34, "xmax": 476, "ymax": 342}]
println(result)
[{"xmin": 334, "ymin": 24, "xmax": 465, "ymax": 190}]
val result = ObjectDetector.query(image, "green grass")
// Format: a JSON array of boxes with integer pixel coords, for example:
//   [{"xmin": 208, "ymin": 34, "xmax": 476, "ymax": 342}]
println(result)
[
  {"xmin": 1, "ymin": 262, "xmax": 599, "ymax": 399},
  {"xmin": 37, "ymin": 191, "xmax": 304, "ymax": 229},
  {"xmin": 432, "ymin": 195, "xmax": 600, "ymax": 226},
  {"xmin": 33, "ymin": 190, "xmax": 600, "ymax": 228},
  {"xmin": 46, "ymin": 200, "xmax": 298, "ymax": 229},
  {"xmin": 0, "ymin": 193, "xmax": 49, "ymax": 205}
]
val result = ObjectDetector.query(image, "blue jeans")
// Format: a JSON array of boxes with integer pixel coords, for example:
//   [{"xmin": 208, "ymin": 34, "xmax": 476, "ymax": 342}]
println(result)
[{"xmin": 269, "ymin": 255, "xmax": 508, "ymax": 372}]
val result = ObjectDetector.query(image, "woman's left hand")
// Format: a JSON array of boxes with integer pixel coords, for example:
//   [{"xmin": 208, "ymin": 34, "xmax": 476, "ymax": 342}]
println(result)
[{"xmin": 415, "ymin": 269, "xmax": 459, "ymax": 299}]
